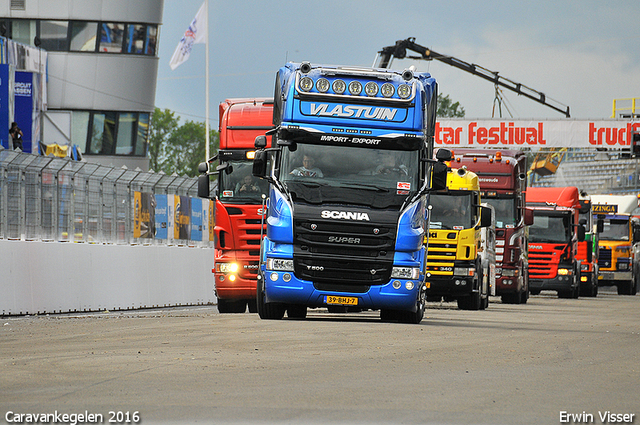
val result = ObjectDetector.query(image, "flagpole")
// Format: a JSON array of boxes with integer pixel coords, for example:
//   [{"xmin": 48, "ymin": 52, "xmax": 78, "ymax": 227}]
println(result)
[{"xmin": 204, "ymin": 0, "xmax": 210, "ymax": 161}]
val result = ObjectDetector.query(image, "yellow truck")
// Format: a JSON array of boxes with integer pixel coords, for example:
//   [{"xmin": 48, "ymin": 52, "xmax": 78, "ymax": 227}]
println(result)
[{"xmin": 425, "ymin": 162, "xmax": 493, "ymax": 309}]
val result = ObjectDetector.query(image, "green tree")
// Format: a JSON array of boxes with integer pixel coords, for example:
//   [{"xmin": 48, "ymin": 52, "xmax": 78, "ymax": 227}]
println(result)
[
  {"xmin": 437, "ymin": 94, "xmax": 465, "ymax": 118},
  {"xmin": 149, "ymin": 108, "xmax": 219, "ymax": 177},
  {"xmin": 162, "ymin": 120, "xmax": 219, "ymax": 177},
  {"xmin": 148, "ymin": 108, "xmax": 178, "ymax": 172}
]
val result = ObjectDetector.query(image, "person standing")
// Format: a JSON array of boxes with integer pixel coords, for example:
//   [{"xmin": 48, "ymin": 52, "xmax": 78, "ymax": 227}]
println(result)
[{"xmin": 9, "ymin": 122, "xmax": 23, "ymax": 151}]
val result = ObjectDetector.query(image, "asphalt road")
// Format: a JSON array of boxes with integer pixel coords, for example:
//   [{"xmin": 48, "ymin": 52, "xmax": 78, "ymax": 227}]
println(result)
[{"xmin": 1, "ymin": 288, "xmax": 639, "ymax": 425}]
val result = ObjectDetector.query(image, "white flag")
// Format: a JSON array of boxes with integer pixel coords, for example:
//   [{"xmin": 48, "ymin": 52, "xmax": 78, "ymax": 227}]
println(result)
[{"xmin": 169, "ymin": 2, "xmax": 207, "ymax": 70}]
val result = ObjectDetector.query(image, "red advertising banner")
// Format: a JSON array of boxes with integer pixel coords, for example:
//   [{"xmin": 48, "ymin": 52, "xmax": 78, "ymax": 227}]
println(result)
[{"xmin": 435, "ymin": 120, "xmax": 640, "ymax": 148}]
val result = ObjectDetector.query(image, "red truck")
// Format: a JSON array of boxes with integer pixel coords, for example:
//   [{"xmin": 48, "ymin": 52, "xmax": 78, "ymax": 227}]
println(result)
[
  {"xmin": 208, "ymin": 98, "xmax": 273, "ymax": 313},
  {"xmin": 453, "ymin": 149, "xmax": 533, "ymax": 304},
  {"xmin": 526, "ymin": 186, "xmax": 585, "ymax": 298}
]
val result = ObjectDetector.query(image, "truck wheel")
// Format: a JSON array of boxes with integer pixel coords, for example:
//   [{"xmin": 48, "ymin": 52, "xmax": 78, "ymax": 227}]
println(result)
[
  {"xmin": 617, "ymin": 280, "xmax": 634, "ymax": 295},
  {"xmin": 399, "ymin": 289, "xmax": 426, "ymax": 324},
  {"xmin": 247, "ymin": 299, "xmax": 258, "ymax": 313},
  {"xmin": 217, "ymin": 299, "xmax": 247, "ymax": 314},
  {"xmin": 457, "ymin": 293, "xmax": 480, "ymax": 310},
  {"xmin": 256, "ymin": 274, "xmax": 285, "ymax": 319},
  {"xmin": 286, "ymin": 305, "xmax": 307, "ymax": 319}
]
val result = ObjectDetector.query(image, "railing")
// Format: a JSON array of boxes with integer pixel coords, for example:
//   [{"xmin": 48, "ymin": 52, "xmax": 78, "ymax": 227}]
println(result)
[
  {"xmin": 612, "ymin": 98, "xmax": 640, "ymax": 119},
  {"xmin": 0, "ymin": 148, "xmax": 213, "ymax": 247}
]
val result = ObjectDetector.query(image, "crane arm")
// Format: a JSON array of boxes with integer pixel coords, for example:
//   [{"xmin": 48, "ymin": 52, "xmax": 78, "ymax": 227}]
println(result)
[{"xmin": 375, "ymin": 37, "xmax": 570, "ymax": 118}]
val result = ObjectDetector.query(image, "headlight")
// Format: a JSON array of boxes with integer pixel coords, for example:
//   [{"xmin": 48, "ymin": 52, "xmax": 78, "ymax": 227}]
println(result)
[
  {"xmin": 381, "ymin": 83, "xmax": 395, "ymax": 98},
  {"xmin": 391, "ymin": 266, "xmax": 420, "ymax": 279},
  {"xmin": 332, "ymin": 79, "xmax": 346, "ymax": 94},
  {"xmin": 454, "ymin": 267, "xmax": 475, "ymax": 277},
  {"xmin": 397, "ymin": 84, "xmax": 411, "ymax": 99},
  {"xmin": 581, "ymin": 263, "xmax": 589, "ymax": 271},
  {"xmin": 299, "ymin": 77, "xmax": 313, "ymax": 92},
  {"xmin": 557, "ymin": 268, "xmax": 572, "ymax": 276},
  {"xmin": 266, "ymin": 258, "xmax": 294, "ymax": 271},
  {"xmin": 348, "ymin": 80, "xmax": 362, "ymax": 95},
  {"xmin": 618, "ymin": 262, "xmax": 630, "ymax": 270},
  {"xmin": 316, "ymin": 78, "xmax": 330, "ymax": 93},
  {"xmin": 364, "ymin": 82, "xmax": 378, "ymax": 96},
  {"xmin": 217, "ymin": 262, "xmax": 238, "ymax": 273},
  {"xmin": 502, "ymin": 269, "xmax": 517, "ymax": 277}
]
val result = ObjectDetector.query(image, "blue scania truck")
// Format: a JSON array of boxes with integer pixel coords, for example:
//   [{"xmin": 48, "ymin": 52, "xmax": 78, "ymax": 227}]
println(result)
[{"xmin": 251, "ymin": 62, "xmax": 447, "ymax": 323}]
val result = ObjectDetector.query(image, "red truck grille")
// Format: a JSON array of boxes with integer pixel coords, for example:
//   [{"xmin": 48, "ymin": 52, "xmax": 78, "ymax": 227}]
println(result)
[{"xmin": 528, "ymin": 248, "xmax": 561, "ymax": 279}]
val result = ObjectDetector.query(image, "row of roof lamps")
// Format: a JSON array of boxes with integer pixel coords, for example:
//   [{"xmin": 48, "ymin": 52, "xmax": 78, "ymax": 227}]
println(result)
[{"xmin": 297, "ymin": 75, "xmax": 413, "ymax": 99}]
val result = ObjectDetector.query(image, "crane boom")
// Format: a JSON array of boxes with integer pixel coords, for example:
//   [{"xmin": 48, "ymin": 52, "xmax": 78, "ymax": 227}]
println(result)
[{"xmin": 375, "ymin": 37, "xmax": 570, "ymax": 118}]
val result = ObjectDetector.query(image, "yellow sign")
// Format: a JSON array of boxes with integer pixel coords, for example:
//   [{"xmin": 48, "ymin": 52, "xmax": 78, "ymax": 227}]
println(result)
[{"xmin": 593, "ymin": 204, "xmax": 618, "ymax": 214}]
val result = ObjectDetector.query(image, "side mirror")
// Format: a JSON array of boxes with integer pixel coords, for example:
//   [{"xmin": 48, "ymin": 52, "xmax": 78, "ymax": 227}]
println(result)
[
  {"xmin": 431, "ymin": 161, "xmax": 448, "ymax": 191},
  {"xmin": 479, "ymin": 205, "xmax": 492, "ymax": 228},
  {"xmin": 577, "ymin": 224, "xmax": 586, "ymax": 242},
  {"xmin": 216, "ymin": 162, "xmax": 233, "ymax": 174},
  {"xmin": 524, "ymin": 207, "xmax": 534, "ymax": 226},
  {"xmin": 435, "ymin": 148, "xmax": 452, "ymax": 162},
  {"xmin": 197, "ymin": 174, "xmax": 210, "ymax": 198},
  {"xmin": 255, "ymin": 135, "xmax": 267, "ymax": 149},
  {"xmin": 198, "ymin": 162, "xmax": 208, "ymax": 174},
  {"xmin": 253, "ymin": 150, "xmax": 268, "ymax": 178},
  {"xmin": 596, "ymin": 218, "xmax": 604, "ymax": 233}
]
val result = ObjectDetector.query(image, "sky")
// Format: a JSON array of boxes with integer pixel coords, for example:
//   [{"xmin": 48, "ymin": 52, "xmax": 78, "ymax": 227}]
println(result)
[{"xmin": 154, "ymin": 0, "xmax": 640, "ymax": 127}]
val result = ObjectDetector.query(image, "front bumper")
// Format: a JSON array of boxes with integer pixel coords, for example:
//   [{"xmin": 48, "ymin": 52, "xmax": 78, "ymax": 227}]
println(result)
[
  {"xmin": 263, "ymin": 270, "xmax": 421, "ymax": 312},
  {"xmin": 598, "ymin": 270, "xmax": 632, "ymax": 282},
  {"xmin": 529, "ymin": 274, "xmax": 576, "ymax": 292},
  {"xmin": 425, "ymin": 276, "xmax": 475, "ymax": 297}
]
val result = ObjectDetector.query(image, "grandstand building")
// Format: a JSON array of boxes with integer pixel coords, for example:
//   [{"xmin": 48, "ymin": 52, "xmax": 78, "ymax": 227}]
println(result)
[{"xmin": 0, "ymin": 0, "xmax": 164, "ymax": 171}]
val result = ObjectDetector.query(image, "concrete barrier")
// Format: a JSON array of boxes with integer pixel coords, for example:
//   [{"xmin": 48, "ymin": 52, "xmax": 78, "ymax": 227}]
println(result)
[{"xmin": 0, "ymin": 240, "xmax": 215, "ymax": 315}]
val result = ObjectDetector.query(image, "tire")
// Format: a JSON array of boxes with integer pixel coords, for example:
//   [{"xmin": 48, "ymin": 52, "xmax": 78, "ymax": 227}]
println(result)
[
  {"xmin": 380, "ymin": 309, "xmax": 398, "ymax": 322},
  {"xmin": 399, "ymin": 288, "xmax": 426, "ymax": 324},
  {"xmin": 617, "ymin": 280, "xmax": 634, "ymax": 295},
  {"xmin": 457, "ymin": 275, "xmax": 482, "ymax": 310},
  {"xmin": 286, "ymin": 305, "xmax": 307, "ymax": 319},
  {"xmin": 247, "ymin": 299, "xmax": 258, "ymax": 313},
  {"xmin": 256, "ymin": 274, "xmax": 285, "ymax": 319},
  {"xmin": 217, "ymin": 299, "xmax": 247, "ymax": 314}
]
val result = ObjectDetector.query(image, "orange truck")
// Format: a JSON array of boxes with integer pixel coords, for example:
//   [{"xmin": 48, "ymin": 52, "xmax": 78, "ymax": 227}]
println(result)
[
  {"xmin": 201, "ymin": 98, "xmax": 273, "ymax": 313},
  {"xmin": 526, "ymin": 186, "xmax": 585, "ymax": 298}
]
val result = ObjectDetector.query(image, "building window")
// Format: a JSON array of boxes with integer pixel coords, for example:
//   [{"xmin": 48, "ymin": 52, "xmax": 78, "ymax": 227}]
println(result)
[
  {"xmin": 4, "ymin": 19, "xmax": 157, "ymax": 56},
  {"xmin": 116, "ymin": 112, "xmax": 136, "ymax": 154},
  {"xmin": 82, "ymin": 111, "xmax": 149, "ymax": 156},
  {"xmin": 125, "ymin": 24, "xmax": 145, "ymax": 54},
  {"xmin": 39, "ymin": 20, "xmax": 69, "ymax": 51},
  {"xmin": 145, "ymin": 26, "xmax": 157, "ymax": 55},
  {"xmin": 89, "ymin": 111, "xmax": 116, "ymax": 154},
  {"xmin": 99, "ymin": 23, "xmax": 124, "ymax": 53},
  {"xmin": 69, "ymin": 21, "xmax": 97, "ymax": 52},
  {"xmin": 136, "ymin": 113, "xmax": 150, "ymax": 156}
]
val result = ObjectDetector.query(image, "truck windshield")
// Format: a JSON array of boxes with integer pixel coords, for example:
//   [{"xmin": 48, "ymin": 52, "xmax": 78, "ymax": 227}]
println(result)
[
  {"xmin": 599, "ymin": 218, "xmax": 629, "ymax": 241},
  {"xmin": 529, "ymin": 214, "xmax": 571, "ymax": 243},
  {"xmin": 484, "ymin": 198, "xmax": 516, "ymax": 228},
  {"xmin": 429, "ymin": 192, "xmax": 474, "ymax": 230},
  {"xmin": 218, "ymin": 160, "xmax": 269, "ymax": 204},
  {"xmin": 280, "ymin": 144, "xmax": 419, "ymax": 208}
]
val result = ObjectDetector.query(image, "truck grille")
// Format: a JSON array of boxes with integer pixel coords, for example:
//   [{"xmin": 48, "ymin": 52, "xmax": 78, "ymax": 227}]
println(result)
[
  {"xmin": 528, "ymin": 249, "xmax": 560, "ymax": 279},
  {"xmin": 293, "ymin": 219, "xmax": 395, "ymax": 285},
  {"xmin": 426, "ymin": 242, "xmax": 457, "ymax": 276},
  {"xmin": 598, "ymin": 248, "xmax": 612, "ymax": 269}
]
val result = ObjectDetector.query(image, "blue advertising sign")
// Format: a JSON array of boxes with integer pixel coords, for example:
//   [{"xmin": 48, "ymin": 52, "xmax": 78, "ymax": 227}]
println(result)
[
  {"xmin": 0, "ymin": 64, "xmax": 9, "ymax": 149},
  {"xmin": 191, "ymin": 197, "xmax": 203, "ymax": 241},
  {"xmin": 14, "ymin": 71, "xmax": 34, "ymax": 153},
  {"xmin": 155, "ymin": 194, "xmax": 168, "ymax": 240}
]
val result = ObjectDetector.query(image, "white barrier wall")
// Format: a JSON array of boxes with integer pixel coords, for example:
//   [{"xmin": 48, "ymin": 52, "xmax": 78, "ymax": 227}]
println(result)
[{"xmin": 0, "ymin": 240, "xmax": 215, "ymax": 315}]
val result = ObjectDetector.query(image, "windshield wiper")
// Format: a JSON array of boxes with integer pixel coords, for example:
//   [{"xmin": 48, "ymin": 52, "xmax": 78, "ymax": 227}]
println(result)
[{"xmin": 341, "ymin": 182, "xmax": 390, "ymax": 192}]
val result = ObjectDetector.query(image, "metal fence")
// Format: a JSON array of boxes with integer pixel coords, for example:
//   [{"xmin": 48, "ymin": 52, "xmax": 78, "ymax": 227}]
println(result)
[{"xmin": 0, "ymin": 148, "xmax": 212, "ymax": 246}]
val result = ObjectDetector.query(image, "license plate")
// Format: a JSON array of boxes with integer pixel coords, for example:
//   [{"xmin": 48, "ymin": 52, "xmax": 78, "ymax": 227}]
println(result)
[{"xmin": 324, "ymin": 295, "xmax": 358, "ymax": 306}]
